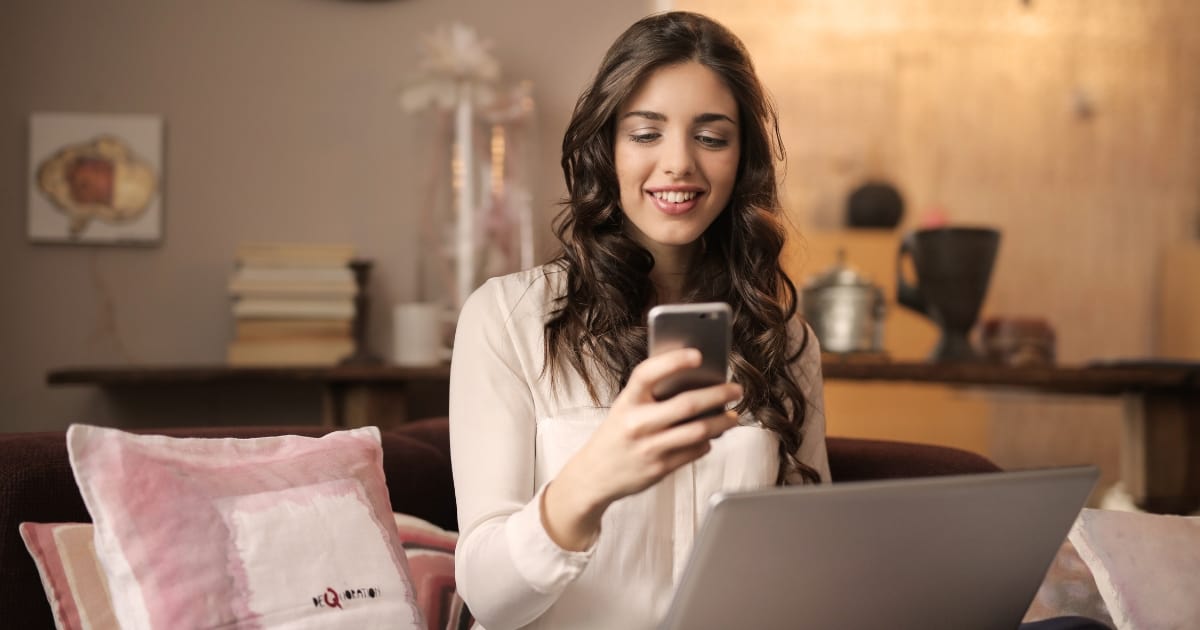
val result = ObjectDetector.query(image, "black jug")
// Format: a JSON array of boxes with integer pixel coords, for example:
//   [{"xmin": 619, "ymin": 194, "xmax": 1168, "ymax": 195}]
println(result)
[{"xmin": 896, "ymin": 227, "xmax": 1001, "ymax": 362}]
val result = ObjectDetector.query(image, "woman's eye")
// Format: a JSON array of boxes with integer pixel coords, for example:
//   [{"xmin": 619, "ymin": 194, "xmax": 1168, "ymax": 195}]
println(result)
[
  {"xmin": 629, "ymin": 132, "xmax": 660, "ymax": 144},
  {"xmin": 697, "ymin": 135, "xmax": 729, "ymax": 148}
]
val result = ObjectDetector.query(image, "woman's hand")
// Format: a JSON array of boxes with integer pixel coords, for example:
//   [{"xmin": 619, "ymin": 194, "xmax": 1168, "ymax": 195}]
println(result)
[{"xmin": 541, "ymin": 348, "xmax": 742, "ymax": 550}]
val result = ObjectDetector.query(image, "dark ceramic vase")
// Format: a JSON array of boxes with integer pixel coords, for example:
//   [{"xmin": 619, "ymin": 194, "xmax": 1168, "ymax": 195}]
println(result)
[
  {"xmin": 340, "ymin": 259, "xmax": 384, "ymax": 366},
  {"xmin": 896, "ymin": 227, "xmax": 1001, "ymax": 362}
]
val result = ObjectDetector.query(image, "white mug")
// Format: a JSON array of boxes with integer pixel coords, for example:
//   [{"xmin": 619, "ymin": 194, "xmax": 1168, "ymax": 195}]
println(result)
[{"xmin": 391, "ymin": 302, "xmax": 446, "ymax": 366}]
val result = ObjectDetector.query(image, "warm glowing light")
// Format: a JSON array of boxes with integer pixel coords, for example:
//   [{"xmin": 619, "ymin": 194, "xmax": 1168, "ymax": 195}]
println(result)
[{"xmin": 490, "ymin": 125, "xmax": 506, "ymax": 198}]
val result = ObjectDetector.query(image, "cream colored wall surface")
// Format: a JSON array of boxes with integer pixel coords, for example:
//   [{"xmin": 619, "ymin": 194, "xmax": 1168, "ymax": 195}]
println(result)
[
  {"xmin": 680, "ymin": 0, "xmax": 1200, "ymax": 491},
  {"xmin": 0, "ymin": 0, "xmax": 654, "ymax": 432}
]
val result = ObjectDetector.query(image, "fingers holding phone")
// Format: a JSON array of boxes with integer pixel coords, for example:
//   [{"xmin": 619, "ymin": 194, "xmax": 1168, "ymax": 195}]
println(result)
[
  {"xmin": 652, "ymin": 382, "xmax": 741, "ymax": 432},
  {"xmin": 573, "ymin": 349, "xmax": 739, "ymax": 504},
  {"xmin": 548, "ymin": 304, "xmax": 736, "ymax": 510},
  {"xmin": 619, "ymin": 350, "xmax": 733, "ymax": 419},
  {"xmin": 543, "ymin": 319, "xmax": 738, "ymax": 549}
]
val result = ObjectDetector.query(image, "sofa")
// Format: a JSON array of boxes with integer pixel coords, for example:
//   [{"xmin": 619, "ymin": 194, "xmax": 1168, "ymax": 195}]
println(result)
[{"xmin": 0, "ymin": 417, "xmax": 999, "ymax": 629}]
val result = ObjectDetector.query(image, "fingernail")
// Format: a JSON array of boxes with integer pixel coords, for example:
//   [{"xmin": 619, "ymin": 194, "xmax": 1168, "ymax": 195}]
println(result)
[{"xmin": 688, "ymin": 349, "xmax": 702, "ymax": 362}]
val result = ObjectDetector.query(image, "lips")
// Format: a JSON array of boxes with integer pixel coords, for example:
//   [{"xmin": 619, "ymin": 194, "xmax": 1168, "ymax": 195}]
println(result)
[{"xmin": 646, "ymin": 188, "xmax": 705, "ymax": 216}]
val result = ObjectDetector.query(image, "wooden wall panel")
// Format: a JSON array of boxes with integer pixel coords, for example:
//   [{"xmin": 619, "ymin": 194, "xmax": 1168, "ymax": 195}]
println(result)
[
  {"xmin": 680, "ymin": 0, "xmax": 1200, "ymax": 484},
  {"xmin": 1158, "ymin": 243, "xmax": 1200, "ymax": 359}
]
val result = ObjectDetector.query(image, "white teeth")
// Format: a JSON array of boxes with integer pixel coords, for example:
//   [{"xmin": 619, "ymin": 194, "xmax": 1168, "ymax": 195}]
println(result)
[{"xmin": 653, "ymin": 191, "xmax": 698, "ymax": 203}]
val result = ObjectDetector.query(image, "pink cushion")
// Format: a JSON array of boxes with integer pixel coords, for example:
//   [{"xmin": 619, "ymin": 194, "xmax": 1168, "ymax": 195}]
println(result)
[
  {"xmin": 1069, "ymin": 508, "xmax": 1200, "ymax": 630},
  {"xmin": 66, "ymin": 424, "xmax": 424, "ymax": 630},
  {"xmin": 20, "ymin": 513, "xmax": 468, "ymax": 630},
  {"xmin": 392, "ymin": 513, "xmax": 474, "ymax": 630},
  {"xmin": 18, "ymin": 522, "xmax": 118, "ymax": 630}
]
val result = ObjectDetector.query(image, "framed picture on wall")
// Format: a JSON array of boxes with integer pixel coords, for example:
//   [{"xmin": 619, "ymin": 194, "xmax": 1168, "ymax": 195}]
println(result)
[{"xmin": 28, "ymin": 112, "xmax": 164, "ymax": 245}]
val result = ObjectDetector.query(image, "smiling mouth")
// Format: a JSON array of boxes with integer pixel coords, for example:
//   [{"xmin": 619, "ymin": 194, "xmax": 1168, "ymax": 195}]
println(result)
[
  {"xmin": 647, "ymin": 190, "xmax": 704, "ymax": 215},
  {"xmin": 651, "ymin": 190, "xmax": 700, "ymax": 203}
]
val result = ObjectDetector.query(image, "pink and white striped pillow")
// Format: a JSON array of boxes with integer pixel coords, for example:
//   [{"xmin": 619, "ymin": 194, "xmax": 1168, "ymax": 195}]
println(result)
[
  {"xmin": 392, "ymin": 513, "xmax": 474, "ymax": 630},
  {"xmin": 66, "ymin": 424, "xmax": 424, "ymax": 630},
  {"xmin": 21, "ymin": 513, "xmax": 469, "ymax": 630}
]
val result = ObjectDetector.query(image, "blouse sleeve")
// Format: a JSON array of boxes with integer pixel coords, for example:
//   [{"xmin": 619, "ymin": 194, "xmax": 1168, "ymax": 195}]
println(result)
[
  {"xmin": 787, "ymin": 321, "xmax": 832, "ymax": 484},
  {"xmin": 449, "ymin": 278, "xmax": 595, "ymax": 630}
]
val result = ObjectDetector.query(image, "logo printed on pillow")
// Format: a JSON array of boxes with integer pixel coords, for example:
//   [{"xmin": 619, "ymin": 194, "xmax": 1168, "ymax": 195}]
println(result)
[
  {"xmin": 319, "ymin": 588, "xmax": 343, "ymax": 609},
  {"xmin": 312, "ymin": 586, "xmax": 383, "ymax": 609}
]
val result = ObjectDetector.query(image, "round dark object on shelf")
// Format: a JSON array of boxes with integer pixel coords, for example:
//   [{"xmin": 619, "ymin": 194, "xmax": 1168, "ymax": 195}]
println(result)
[{"xmin": 847, "ymin": 181, "xmax": 905, "ymax": 229}]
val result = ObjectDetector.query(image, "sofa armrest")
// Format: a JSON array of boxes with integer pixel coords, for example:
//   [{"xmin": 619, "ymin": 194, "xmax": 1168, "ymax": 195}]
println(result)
[{"xmin": 827, "ymin": 436, "xmax": 1001, "ymax": 482}]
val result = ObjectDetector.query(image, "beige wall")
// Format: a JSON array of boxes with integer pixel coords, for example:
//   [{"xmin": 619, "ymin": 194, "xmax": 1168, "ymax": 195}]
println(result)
[
  {"xmin": 678, "ymin": 0, "xmax": 1200, "ymax": 355},
  {"xmin": 0, "ymin": 0, "xmax": 653, "ymax": 432},
  {"xmin": 680, "ymin": 0, "xmax": 1200, "ymax": 491}
]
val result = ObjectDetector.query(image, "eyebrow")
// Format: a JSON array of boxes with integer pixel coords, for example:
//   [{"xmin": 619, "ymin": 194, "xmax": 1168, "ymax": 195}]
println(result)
[{"xmin": 621, "ymin": 110, "xmax": 737, "ymax": 125}]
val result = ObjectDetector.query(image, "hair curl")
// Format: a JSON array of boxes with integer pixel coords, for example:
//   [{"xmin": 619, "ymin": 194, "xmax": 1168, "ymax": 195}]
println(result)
[{"xmin": 544, "ymin": 11, "xmax": 817, "ymax": 484}]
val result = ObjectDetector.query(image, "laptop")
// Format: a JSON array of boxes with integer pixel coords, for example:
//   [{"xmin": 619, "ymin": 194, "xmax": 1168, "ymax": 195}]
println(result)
[{"xmin": 660, "ymin": 466, "xmax": 1098, "ymax": 630}]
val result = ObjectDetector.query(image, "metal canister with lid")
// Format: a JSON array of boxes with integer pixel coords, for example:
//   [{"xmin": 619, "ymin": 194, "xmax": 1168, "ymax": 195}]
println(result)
[{"xmin": 801, "ymin": 249, "xmax": 887, "ymax": 354}]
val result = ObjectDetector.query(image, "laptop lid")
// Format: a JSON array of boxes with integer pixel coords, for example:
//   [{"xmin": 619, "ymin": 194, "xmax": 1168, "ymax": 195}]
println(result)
[{"xmin": 660, "ymin": 466, "xmax": 1098, "ymax": 630}]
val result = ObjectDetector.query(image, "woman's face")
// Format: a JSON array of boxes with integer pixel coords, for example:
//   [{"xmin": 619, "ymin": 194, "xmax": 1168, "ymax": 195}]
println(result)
[{"xmin": 614, "ymin": 61, "xmax": 740, "ymax": 264}]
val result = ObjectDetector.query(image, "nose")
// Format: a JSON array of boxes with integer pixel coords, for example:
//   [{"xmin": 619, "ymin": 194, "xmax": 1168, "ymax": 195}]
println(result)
[{"xmin": 660, "ymin": 135, "xmax": 695, "ymax": 178}]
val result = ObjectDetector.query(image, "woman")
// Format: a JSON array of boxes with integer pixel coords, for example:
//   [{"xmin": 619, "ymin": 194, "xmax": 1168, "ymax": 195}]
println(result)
[
  {"xmin": 451, "ymin": 11, "xmax": 1113, "ymax": 630},
  {"xmin": 449, "ymin": 12, "xmax": 826, "ymax": 629}
]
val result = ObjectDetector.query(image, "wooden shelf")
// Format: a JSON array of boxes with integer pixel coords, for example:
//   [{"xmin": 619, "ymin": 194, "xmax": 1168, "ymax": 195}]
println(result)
[
  {"xmin": 820, "ymin": 359, "xmax": 1200, "ymax": 395},
  {"xmin": 48, "ymin": 359, "xmax": 1199, "ymax": 396},
  {"xmin": 45, "ymin": 358, "xmax": 1200, "ymax": 514},
  {"xmin": 47, "ymin": 363, "xmax": 452, "ymax": 386}
]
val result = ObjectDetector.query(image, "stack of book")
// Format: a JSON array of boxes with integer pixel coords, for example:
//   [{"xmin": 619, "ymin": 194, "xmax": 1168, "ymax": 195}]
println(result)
[{"xmin": 226, "ymin": 242, "xmax": 358, "ymax": 366}]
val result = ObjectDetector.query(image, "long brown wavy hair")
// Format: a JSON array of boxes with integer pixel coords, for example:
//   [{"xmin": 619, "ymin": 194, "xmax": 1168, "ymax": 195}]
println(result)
[{"xmin": 544, "ymin": 11, "xmax": 817, "ymax": 484}]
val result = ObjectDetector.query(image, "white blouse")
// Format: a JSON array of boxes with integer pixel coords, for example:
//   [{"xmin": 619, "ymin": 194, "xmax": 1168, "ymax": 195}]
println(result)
[{"xmin": 449, "ymin": 266, "xmax": 830, "ymax": 630}]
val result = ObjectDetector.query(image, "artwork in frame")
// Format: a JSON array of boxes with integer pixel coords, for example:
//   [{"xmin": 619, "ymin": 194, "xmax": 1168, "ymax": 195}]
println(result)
[{"xmin": 28, "ymin": 112, "xmax": 164, "ymax": 245}]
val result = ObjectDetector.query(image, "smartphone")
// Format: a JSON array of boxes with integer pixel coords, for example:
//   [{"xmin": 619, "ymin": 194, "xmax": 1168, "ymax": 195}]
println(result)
[{"xmin": 647, "ymin": 302, "xmax": 732, "ymax": 419}]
